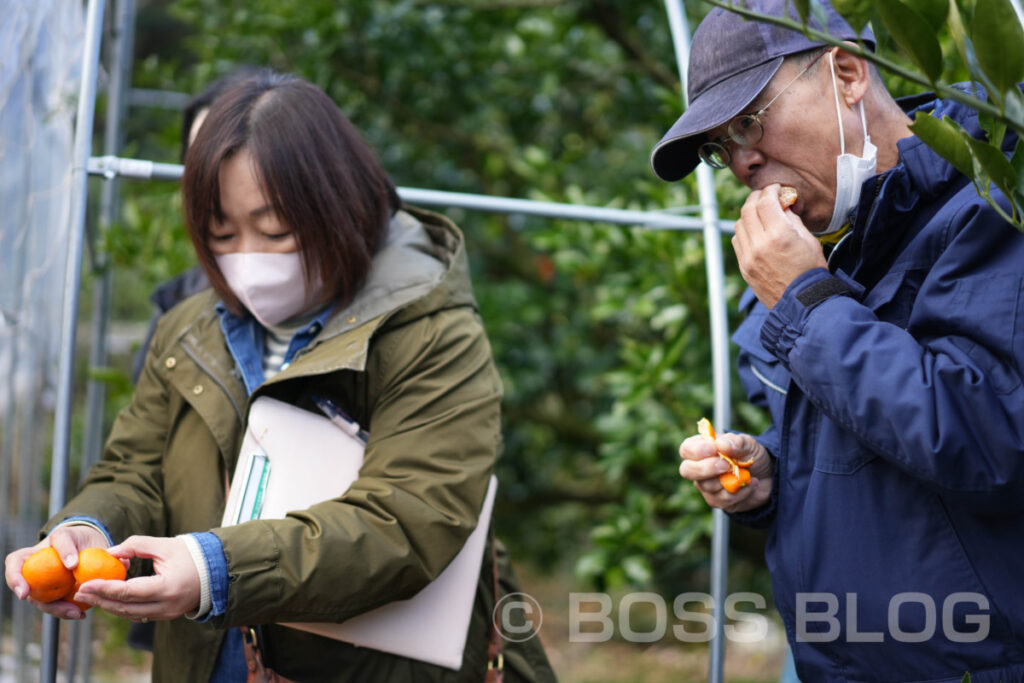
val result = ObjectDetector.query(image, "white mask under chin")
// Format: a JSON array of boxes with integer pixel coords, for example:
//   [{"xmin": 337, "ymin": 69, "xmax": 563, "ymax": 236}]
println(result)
[
  {"xmin": 215, "ymin": 252, "xmax": 319, "ymax": 328},
  {"xmin": 820, "ymin": 53, "xmax": 877, "ymax": 237}
]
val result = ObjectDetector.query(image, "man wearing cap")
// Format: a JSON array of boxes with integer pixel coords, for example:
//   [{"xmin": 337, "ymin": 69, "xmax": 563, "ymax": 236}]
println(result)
[{"xmin": 664, "ymin": 1, "xmax": 1024, "ymax": 680}]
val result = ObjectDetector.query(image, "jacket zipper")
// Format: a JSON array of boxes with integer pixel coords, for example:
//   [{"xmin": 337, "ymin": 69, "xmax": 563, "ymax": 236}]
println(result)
[{"xmin": 827, "ymin": 174, "xmax": 886, "ymax": 271}]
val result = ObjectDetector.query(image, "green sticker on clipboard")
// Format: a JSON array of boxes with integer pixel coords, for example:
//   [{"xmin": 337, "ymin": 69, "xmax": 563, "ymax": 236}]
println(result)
[{"xmin": 236, "ymin": 453, "xmax": 271, "ymax": 523}]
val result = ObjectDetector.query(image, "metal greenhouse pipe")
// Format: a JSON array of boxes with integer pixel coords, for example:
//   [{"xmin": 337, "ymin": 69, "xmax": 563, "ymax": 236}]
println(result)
[
  {"xmin": 85, "ymin": 156, "xmax": 735, "ymax": 234},
  {"xmin": 41, "ymin": 0, "xmax": 107, "ymax": 680},
  {"xmin": 72, "ymin": 2, "xmax": 139, "ymax": 680},
  {"xmin": 664, "ymin": 2, "xmax": 732, "ymax": 682}
]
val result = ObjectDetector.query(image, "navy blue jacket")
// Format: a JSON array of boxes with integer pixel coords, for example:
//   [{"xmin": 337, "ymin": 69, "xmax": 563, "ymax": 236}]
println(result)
[{"xmin": 731, "ymin": 86, "xmax": 1024, "ymax": 682}]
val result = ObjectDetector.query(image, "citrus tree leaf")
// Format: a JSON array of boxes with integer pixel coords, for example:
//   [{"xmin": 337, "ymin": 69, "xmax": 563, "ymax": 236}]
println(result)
[
  {"xmin": 831, "ymin": 0, "xmax": 873, "ymax": 33},
  {"xmin": 809, "ymin": 0, "xmax": 833, "ymax": 32},
  {"xmin": 1012, "ymin": 139, "xmax": 1024, "ymax": 189},
  {"xmin": 876, "ymin": 0, "xmax": 944, "ymax": 82},
  {"xmin": 971, "ymin": 0, "xmax": 1024, "ymax": 100},
  {"xmin": 903, "ymin": 0, "xmax": 949, "ymax": 31},
  {"xmin": 792, "ymin": 0, "xmax": 811, "ymax": 23},
  {"xmin": 964, "ymin": 133, "xmax": 1017, "ymax": 194},
  {"xmin": 946, "ymin": 0, "xmax": 970, "ymax": 66},
  {"xmin": 1005, "ymin": 87, "xmax": 1024, "ymax": 134},
  {"xmin": 910, "ymin": 111, "xmax": 974, "ymax": 177},
  {"xmin": 1010, "ymin": 140, "xmax": 1024, "ymax": 221}
]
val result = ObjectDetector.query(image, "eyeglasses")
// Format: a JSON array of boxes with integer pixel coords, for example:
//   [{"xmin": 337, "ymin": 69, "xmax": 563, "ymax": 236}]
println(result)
[{"xmin": 698, "ymin": 49, "xmax": 829, "ymax": 169}]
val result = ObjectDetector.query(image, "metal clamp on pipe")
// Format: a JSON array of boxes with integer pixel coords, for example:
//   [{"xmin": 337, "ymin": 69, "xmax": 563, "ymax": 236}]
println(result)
[{"xmin": 87, "ymin": 155, "xmax": 184, "ymax": 181}]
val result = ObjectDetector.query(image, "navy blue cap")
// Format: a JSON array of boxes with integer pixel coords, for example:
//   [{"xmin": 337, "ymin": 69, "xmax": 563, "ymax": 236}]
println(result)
[{"xmin": 650, "ymin": 0, "xmax": 874, "ymax": 181}]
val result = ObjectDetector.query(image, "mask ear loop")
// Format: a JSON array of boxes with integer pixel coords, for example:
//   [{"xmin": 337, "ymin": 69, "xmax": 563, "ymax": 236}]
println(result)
[
  {"xmin": 830, "ymin": 50, "xmax": 872, "ymax": 155},
  {"xmin": 857, "ymin": 98, "xmax": 870, "ymax": 152},
  {"xmin": 828, "ymin": 51, "xmax": 846, "ymax": 156}
]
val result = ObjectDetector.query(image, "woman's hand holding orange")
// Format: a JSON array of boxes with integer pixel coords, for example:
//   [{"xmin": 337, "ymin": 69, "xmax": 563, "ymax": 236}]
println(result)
[
  {"xmin": 72, "ymin": 535, "xmax": 200, "ymax": 623},
  {"xmin": 4, "ymin": 525, "xmax": 112, "ymax": 620},
  {"xmin": 678, "ymin": 428, "xmax": 773, "ymax": 514}
]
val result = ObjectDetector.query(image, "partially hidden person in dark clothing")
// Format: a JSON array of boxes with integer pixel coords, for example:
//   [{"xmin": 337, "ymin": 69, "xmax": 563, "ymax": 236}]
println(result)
[
  {"xmin": 657, "ymin": 1, "xmax": 1024, "ymax": 681},
  {"xmin": 130, "ymin": 66, "xmax": 268, "ymax": 383},
  {"xmin": 7, "ymin": 70, "xmax": 556, "ymax": 682}
]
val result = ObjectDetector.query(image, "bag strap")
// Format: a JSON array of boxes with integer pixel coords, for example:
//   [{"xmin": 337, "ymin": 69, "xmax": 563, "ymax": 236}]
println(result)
[{"xmin": 485, "ymin": 528, "xmax": 504, "ymax": 683}]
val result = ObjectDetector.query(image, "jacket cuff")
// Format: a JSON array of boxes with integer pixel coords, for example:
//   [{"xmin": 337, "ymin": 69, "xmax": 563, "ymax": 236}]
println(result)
[
  {"xmin": 180, "ymin": 532, "xmax": 229, "ymax": 622},
  {"xmin": 760, "ymin": 268, "xmax": 857, "ymax": 362},
  {"xmin": 50, "ymin": 516, "xmax": 115, "ymax": 547}
]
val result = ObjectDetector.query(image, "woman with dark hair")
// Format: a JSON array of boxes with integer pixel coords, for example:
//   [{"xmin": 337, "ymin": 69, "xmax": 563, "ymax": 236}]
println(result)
[{"xmin": 6, "ymin": 72, "xmax": 555, "ymax": 682}]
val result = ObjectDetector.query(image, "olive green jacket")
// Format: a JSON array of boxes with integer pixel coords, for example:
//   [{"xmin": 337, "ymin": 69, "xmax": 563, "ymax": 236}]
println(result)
[{"xmin": 48, "ymin": 208, "xmax": 555, "ymax": 682}]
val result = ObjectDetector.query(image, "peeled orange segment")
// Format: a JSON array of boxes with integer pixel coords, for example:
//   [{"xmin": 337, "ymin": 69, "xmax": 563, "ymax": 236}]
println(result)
[
  {"xmin": 720, "ymin": 467, "xmax": 752, "ymax": 493},
  {"xmin": 779, "ymin": 185, "xmax": 798, "ymax": 209}
]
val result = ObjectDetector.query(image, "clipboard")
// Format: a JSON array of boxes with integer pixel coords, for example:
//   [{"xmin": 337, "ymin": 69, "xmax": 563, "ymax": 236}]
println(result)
[{"xmin": 222, "ymin": 396, "xmax": 497, "ymax": 671}]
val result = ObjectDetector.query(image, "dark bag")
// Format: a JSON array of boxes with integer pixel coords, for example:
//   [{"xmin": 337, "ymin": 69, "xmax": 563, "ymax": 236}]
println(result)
[{"xmin": 241, "ymin": 627, "xmax": 297, "ymax": 683}]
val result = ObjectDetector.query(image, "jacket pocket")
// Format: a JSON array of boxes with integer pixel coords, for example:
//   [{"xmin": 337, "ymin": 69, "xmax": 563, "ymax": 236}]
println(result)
[
  {"xmin": 811, "ymin": 412, "xmax": 878, "ymax": 475},
  {"xmin": 944, "ymin": 272, "xmax": 1022, "ymax": 395}
]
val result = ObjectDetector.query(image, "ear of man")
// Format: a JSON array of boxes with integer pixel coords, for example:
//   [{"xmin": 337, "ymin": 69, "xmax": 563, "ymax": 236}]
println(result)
[{"xmin": 831, "ymin": 44, "xmax": 873, "ymax": 107}]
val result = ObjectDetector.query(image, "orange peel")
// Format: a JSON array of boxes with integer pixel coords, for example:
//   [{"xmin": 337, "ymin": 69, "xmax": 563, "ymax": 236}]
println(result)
[{"xmin": 697, "ymin": 417, "xmax": 754, "ymax": 493}]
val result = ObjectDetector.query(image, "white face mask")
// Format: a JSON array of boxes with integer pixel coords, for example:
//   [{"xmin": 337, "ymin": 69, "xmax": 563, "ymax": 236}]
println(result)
[
  {"xmin": 820, "ymin": 53, "xmax": 877, "ymax": 237},
  {"xmin": 215, "ymin": 251, "xmax": 320, "ymax": 328}
]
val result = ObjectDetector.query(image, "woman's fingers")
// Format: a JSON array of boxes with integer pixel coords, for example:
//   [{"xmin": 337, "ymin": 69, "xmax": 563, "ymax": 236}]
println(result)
[
  {"xmin": 75, "ymin": 536, "xmax": 200, "ymax": 621},
  {"xmin": 4, "ymin": 544, "xmax": 42, "ymax": 600},
  {"xmin": 73, "ymin": 577, "xmax": 160, "ymax": 620}
]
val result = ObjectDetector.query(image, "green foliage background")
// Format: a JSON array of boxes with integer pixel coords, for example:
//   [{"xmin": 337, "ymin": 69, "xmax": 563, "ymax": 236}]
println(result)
[{"xmin": 91, "ymin": 0, "xmax": 1009, "ymax": 598}]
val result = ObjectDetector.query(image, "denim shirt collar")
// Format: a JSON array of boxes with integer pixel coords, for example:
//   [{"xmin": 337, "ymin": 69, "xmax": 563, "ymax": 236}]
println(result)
[{"xmin": 215, "ymin": 302, "xmax": 332, "ymax": 395}]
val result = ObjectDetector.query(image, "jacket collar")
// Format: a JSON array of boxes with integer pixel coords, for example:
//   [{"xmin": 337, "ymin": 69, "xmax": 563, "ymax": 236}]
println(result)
[
  {"xmin": 840, "ymin": 83, "xmax": 994, "ymax": 284},
  {"xmin": 166, "ymin": 207, "xmax": 468, "ymax": 407},
  {"xmin": 257, "ymin": 206, "xmax": 466, "ymax": 384}
]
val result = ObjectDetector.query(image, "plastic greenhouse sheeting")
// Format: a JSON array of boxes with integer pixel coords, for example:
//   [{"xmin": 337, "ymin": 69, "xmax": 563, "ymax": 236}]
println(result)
[{"xmin": 0, "ymin": 1, "xmax": 83, "ymax": 421}]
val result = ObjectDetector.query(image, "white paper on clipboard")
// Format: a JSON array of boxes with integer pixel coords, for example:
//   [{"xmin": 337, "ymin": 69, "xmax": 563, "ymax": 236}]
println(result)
[{"xmin": 222, "ymin": 396, "xmax": 497, "ymax": 671}]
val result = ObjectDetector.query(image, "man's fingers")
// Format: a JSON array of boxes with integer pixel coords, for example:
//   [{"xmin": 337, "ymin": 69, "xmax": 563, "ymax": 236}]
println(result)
[
  {"xmin": 718, "ymin": 477, "xmax": 762, "ymax": 514},
  {"xmin": 679, "ymin": 435, "xmax": 733, "ymax": 482},
  {"xmin": 738, "ymin": 189, "xmax": 764, "ymax": 229},
  {"xmin": 715, "ymin": 434, "xmax": 751, "ymax": 460},
  {"xmin": 679, "ymin": 435, "xmax": 710, "ymax": 458},
  {"xmin": 755, "ymin": 184, "xmax": 784, "ymax": 219},
  {"xmin": 679, "ymin": 455, "xmax": 731, "ymax": 482}
]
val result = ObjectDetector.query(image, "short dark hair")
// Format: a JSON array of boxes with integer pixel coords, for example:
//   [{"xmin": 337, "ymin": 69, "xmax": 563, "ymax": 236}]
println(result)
[
  {"xmin": 179, "ymin": 66, "xmax": 270, "ymax": 163},
  {"xmin": 182, "ymin": 71, "xmax": 400, "ymax": 317}
]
